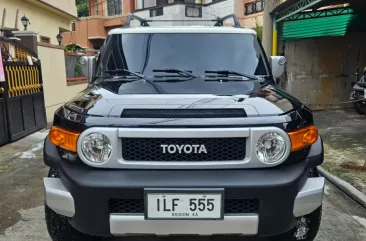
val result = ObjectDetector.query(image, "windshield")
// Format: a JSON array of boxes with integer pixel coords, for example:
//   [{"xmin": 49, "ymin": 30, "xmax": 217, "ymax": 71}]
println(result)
[{"xmin": 96, "ymin": 33, "xmax": 269, "ymax": 95}]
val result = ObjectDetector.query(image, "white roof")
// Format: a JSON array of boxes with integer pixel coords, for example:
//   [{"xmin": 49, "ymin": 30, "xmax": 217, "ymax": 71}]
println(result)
[{"xmin": 108, "ymin": 26, "xmax": 257, "ymax": 35}]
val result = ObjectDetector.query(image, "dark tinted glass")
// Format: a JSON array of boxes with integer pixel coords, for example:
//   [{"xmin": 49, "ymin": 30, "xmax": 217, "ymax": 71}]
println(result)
[
  {"xmin": 98, "ymin": 33, "xmax": 267, "ymax": 76},
  {"xmin": 97, "ymin": 33, "xmax": 268, "ymax": 95}
]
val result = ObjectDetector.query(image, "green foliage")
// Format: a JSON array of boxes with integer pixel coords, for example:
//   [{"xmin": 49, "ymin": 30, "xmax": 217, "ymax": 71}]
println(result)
[
  {"xmin": 64, "ymin": 43, "xmax": 86, "ymax": 54},
  {"xmin": 76, "ymin": 0, "xmax": 89, "ymax": 17},
  {"xmin": 252, "ymin": 17, "xmax": 263, "ymax": 41},
  {"xmin": 75, "ymin": 63, "xmax": 83, "ymax": 77}
]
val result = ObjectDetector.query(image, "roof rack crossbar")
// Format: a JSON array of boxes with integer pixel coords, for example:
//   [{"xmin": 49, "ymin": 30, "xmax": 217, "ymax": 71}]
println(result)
[
  {"xmin": 124, "ymin": 14, "xmax": 150, "ymax": 27},
  {"xmin": 214, "ymin": 14, "xmax": 241, "ymax": 27},
  {"xmin": 123, "ymin": 13, "xmax": 242, "ymax": 28},
  {"xmin": 145, "ymin": 19, "xmax": 216, "ymax": 22}
]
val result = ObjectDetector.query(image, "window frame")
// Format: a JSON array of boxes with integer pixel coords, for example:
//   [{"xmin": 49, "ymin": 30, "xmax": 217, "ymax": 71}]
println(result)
[
  {"xmin": 185, "ymin": 5, "xmax": 203, "ymax": 18},
  {"xmin": 175, "ymin": 0, "xmax": 196, "ymax": 3},
  {"xmin": 156, "ymin": 0, "xmax": 169, "ymax": 6},
  {"xmin": 40, "ymin": 35, "xmax": 51, "ymax": 44},
  {"xmin": 150, "ymin": 7, "xmax": 164, "ymax": 17},
  {"xmin": 107, "ymin": 0, "xmax": 122, "ymax": 16},
  {"xmin": 244, "ymin": 0, "xmax": 264, "ymax": 16}
]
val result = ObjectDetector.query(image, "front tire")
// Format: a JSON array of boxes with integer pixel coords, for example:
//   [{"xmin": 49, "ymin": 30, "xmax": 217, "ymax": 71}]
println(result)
[
  {"xmin": 269, "ymin": 206, "xmax": 322, "ymax": 241},
  {"xmin": 45, "ymin": 205, "xmax": 100, "ymax": 241},
  {"xmin": 45, "ymin": 168, "xmax": 100, "ymax": 241},
  {"xmin": 354, "ymin": 102, "xmax": 365, "ymax": 115}
]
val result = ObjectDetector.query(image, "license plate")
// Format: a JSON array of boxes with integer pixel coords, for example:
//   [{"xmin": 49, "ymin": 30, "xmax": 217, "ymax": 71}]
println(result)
[{"xmin": 145, "ymin": 190, "xmax": 223, "ymax": 220}]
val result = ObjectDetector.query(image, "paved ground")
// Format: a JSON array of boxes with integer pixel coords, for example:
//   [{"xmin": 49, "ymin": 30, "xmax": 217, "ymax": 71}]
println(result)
[
  {"xmin": 0, "ymin": 130, "xmax": 49, "ymax": 234},
  {"xmin": 0, "ymin": 110, "xmax": 365, "ymax": 240},
  {"xmin": 314, "ymin": 109, "xmax": 366, "ymax": 194}
]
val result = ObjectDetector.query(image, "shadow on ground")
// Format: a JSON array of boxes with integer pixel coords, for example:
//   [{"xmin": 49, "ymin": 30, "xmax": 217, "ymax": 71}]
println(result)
[{"xmin": 0, "ymin": 130, "xmax": 49, "ymax": 233}]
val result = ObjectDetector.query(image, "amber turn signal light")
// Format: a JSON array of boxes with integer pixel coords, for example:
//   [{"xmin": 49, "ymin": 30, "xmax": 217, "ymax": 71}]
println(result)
[
  {"xmin": 49, "ymin": 126, "xmax": 80, "ymax": 152},
  {"xmin": 288, "ymin": 125, "xmax": 318, "ymax": 152}
]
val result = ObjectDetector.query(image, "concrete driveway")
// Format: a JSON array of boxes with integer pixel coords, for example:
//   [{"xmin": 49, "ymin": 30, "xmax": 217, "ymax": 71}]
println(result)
[
  {"xmin": 0, "ymin": 119, "xmax": 365, "ymax": 241},
  {"xmin": 313, "ymin": 109, "xmax": 366, "ymax": 194}
]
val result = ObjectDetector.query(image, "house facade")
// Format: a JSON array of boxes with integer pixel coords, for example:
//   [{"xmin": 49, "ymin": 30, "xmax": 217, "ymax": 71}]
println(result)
[
  {"xmin": 132, "ymin": 0, "xmax": 264, "ymax": 29},
  {"xmin": 62, "ymin": 0, "xmax": 265, "ymax": 53},
  {"xmin": 0, "ymin": 0, "xmax": 85, "ymax": 122},
  {"xmin": 1, "ymin": 0, "xmax": 76, "ymax": 45},
  {"xmin": 62, "ymin": 0, "xmax": 136, "ymax": 55}
]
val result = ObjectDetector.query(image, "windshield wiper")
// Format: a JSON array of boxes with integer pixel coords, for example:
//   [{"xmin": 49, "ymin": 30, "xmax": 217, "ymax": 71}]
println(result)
[
  {"xmin": 100, "ymin": 69, "xmax": 165, "ymax": 94},
  {"xmin": 153, "ymin": 69, "xmax": 197, "ymax": 78},
  {"xmin": 153, "ymin": 78, "xmax": 193, "ymax": 83},
  {"xmin": 104, "ymin": 69, "xmax": 146, "ymax": 79},
  {"xmin": 205, "ymin": 78, "xmax": 253, "ymax": 82},
  {"xmin": 205, "ymin": 70, "xmax": 258, "ymax": 80}
]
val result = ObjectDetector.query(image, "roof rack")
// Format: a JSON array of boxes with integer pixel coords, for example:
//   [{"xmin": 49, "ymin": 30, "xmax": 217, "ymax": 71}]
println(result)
[
  {"xmin": 213, "ymin": 14, "xmax": 241, "ymax": 27},
  {"xmin": 123, "ymin": 13, "xmax": 242, "ymax": 28},
  {"xmin": 124, "ymin": 14, "xmax": 150, "ymax": 27}
]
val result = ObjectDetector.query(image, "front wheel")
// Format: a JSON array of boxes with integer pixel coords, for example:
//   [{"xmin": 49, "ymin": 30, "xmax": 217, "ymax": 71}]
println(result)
[
  {"xmin": 269, "ymin": 206, "xmax": 322, "ymax": 241},
  {"xmin": 45, "ymin": 205, "xmax": 100, "ymax": 241},
  {"xmin": 45, "ymin": 168, "xmax": 100, "ymax": 241},
  {"xmin": 354, "ymin": 102, "xmax": 365, "ymax": 115}
]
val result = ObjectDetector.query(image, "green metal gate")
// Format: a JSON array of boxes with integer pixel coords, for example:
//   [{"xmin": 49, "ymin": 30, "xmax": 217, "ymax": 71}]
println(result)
[{"xmin": 278, "ymin": 7, "xmax": 357, "ymax": 41}]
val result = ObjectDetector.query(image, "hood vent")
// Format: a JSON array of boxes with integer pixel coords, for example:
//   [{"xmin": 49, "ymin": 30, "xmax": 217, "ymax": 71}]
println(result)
[{"xmin": 121, "ymin": 109, "xmax": 247, "ymax": 118}]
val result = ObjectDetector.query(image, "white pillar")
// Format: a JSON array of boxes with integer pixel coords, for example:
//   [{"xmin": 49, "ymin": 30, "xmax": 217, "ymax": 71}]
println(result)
[
  {"xmin": 136, "ymin": 0, "xmax": 143, "ymax": 9},
  {"xmin": 262, "ymin": 0, "xmax": 281, "ymax": 57}
]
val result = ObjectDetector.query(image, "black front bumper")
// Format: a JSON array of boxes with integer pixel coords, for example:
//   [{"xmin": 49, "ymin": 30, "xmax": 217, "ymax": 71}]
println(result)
[{"xmin": 44, "ymin": 137, "xmax": 323, "ymax": 237}]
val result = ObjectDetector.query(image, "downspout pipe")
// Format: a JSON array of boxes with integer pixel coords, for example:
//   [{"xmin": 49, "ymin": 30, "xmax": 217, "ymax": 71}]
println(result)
[{"xmin": 272, "ymin": 16, "xmax": 278, "ymax": 56}]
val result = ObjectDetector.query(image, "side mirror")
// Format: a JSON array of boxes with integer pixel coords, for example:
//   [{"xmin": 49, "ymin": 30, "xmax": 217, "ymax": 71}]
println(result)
[
  {"xmin": 269, "ymin": 56, "xmax": 286, "ymax": 79},
  {"xmin": 80, "ymin": 56, "xmax": 96, "ymax": 83}
]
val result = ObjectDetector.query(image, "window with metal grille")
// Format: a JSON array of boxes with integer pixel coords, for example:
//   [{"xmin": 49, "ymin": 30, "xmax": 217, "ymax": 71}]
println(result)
[
  {"xmin": 186, "ymin": 6, "xmax": 202, "ymax": 17},
  {"xmin": 175, "ymin": 0, "xmax": 196, "ymax": 3},
  {"xmin": 40, "ymin": 36, "xmax": 50, "ymax": 43},
  {"xmin": 150, "ymin": 7, "xmax": 164, "ymax": 17},
  {"xmin": 142, "ymin": 0, "xmax": 167, "ymax": 8},
  {"xmin": 107, "ymin": 0, "xmax": 122, "ymax": 16},
  {"xmin": 156, "ymin": 0, "xmax": 168, "ymax": 5},
  {"xmin": 245, "ymin": 0, "xmax": 264, "ymax": 15}
]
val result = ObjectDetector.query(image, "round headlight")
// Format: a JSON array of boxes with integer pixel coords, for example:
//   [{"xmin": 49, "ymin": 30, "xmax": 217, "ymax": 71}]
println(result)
[
  {"xmin": 256, "ymin": 132, "xmax": 287, "ymax": 164},
  {"xmin": 81, "ymin": 133, "xmax": 112, "ymax": 163}
]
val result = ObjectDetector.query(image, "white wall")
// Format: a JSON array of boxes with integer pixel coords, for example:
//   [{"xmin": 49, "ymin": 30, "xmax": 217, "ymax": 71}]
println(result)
[
  {"xmin": 43, "ymin": 0, "xmax": 77, "ymax": 16},
  {"xmin": 136, "ymin": 0, "xmax": 143, "ymax": 9},
  {"xmin": 144, "ymin": 0, "xmax": 157, "ymax": 8},
  {"xmin": 38, "ymin": 46, "xmax": 87, "ymax": 122},
  {"xmin": 204, "ymin": 0, "xmax": 235, "ymax": 24},
  {"xmin": 0, "ymin": 0, "xmax": 72, "ymax": 45}
]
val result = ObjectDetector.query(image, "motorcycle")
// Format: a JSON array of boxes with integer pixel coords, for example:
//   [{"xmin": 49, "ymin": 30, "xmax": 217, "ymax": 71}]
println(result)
[{"xmin": 350, "ymin": 66, "xmax": 366, "ymax": 115}]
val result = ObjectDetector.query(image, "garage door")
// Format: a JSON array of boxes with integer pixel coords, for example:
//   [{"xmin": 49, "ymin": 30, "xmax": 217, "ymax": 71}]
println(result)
[{"xmin": 278, "ymin": 8, "xmax": 358, "ymax": 41}]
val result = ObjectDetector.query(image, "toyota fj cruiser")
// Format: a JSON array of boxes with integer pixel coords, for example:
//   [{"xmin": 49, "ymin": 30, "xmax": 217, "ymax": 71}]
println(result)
[{"xmin": 43, "ymin": 14, "xmax": 325, "ymax": 241}]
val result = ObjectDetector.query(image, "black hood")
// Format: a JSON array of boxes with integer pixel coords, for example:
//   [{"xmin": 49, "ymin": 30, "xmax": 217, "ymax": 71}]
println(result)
[
  {"xmin": 54, "ymin": 84, "xmax": 311, "ymax": 131},
  {"xmin": 64, "ymin": 84, "xmax": 303, "ymax": 118}
]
